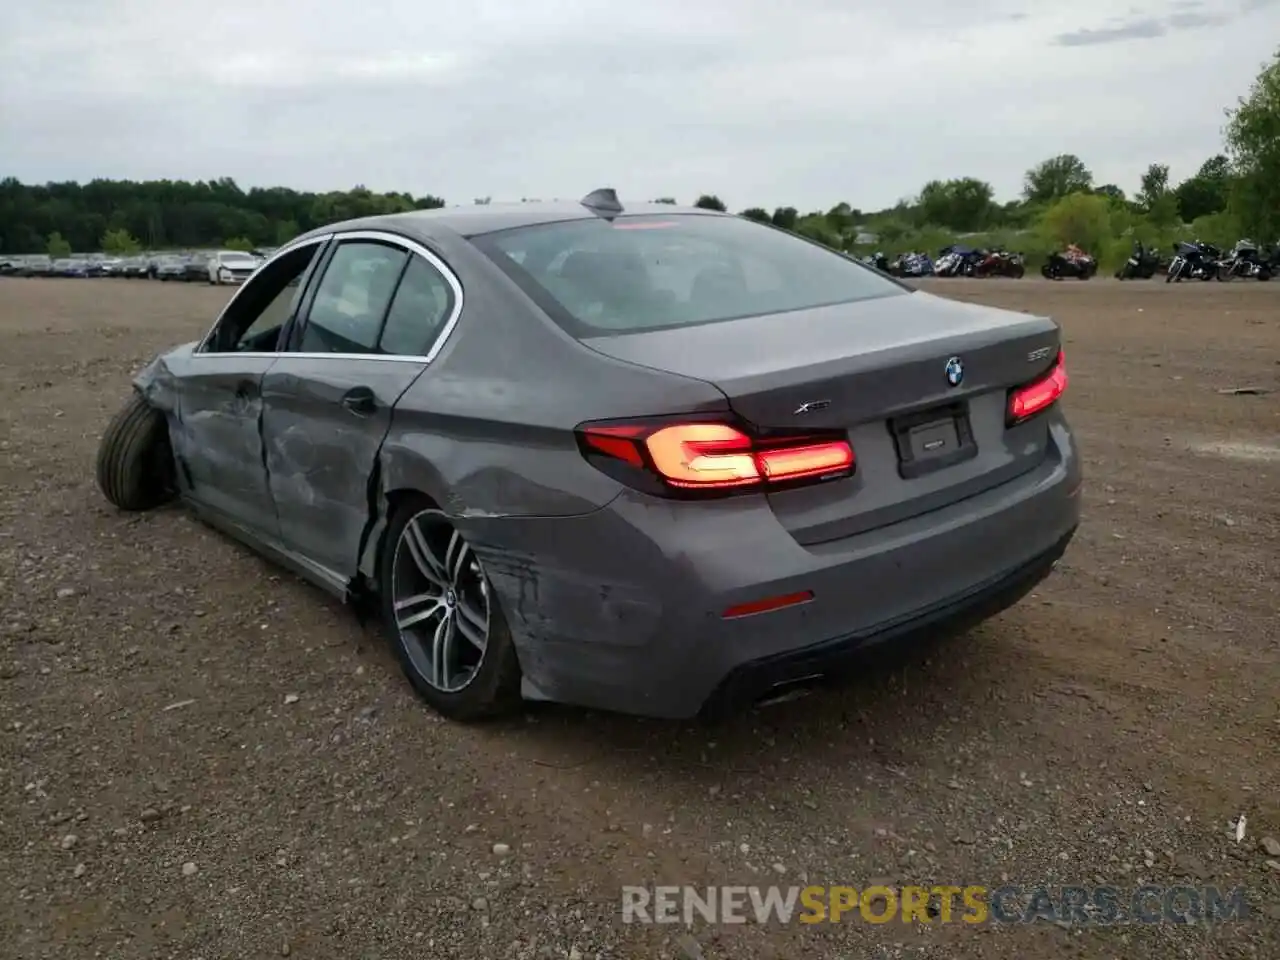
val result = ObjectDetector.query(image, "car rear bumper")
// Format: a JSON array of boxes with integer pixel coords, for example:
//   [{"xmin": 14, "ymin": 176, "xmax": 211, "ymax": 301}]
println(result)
[
  {"xmin": 468, "ymin": 412, "xmax": 1082, "ymax": 719},
  {"xmin": 699, "ymin": 525, "xmax": 1073, "ymax": 718}
]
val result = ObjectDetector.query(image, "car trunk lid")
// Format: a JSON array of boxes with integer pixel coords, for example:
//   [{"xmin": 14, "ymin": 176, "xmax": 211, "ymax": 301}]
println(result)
[{"xmin": 580, "ymin": 290, "xmax": 1063, "ymax": 545}]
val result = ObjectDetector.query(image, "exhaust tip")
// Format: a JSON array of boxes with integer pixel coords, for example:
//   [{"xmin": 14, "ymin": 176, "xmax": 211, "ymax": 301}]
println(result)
[{"xmin": 754, "ymin": 674, "xmax": 825, "ymax": 708}]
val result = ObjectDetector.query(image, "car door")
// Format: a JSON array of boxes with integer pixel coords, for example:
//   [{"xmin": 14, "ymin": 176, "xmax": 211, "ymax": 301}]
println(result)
[
  {"xmin": 175, "ymin": 236, "xmax": 329, "ymax": 537},
  {"xmin": 260, "ymin": 231, "xmax": 461, "ymax": 581}
]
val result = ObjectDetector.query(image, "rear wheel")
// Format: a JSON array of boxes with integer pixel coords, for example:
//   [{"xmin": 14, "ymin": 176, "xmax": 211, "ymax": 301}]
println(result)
[
  {"xmin": 378, "ymin": 499, "xmax": 521, "ymax": 721},
  {"xmin": 95, "ymin": 391, "xmax": 175, "ymax": 511}
]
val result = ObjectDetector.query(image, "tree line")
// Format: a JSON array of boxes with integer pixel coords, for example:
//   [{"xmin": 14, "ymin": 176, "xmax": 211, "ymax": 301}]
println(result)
[{"xmin": 2, "ymin": 48, "xmax": 1276, "ymax": 271}]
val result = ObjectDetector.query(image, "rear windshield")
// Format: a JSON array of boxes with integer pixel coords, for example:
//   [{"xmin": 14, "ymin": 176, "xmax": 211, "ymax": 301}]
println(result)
[{"xmin": 473, "ymin": 213, "xmax": 905, "ymax": 336}]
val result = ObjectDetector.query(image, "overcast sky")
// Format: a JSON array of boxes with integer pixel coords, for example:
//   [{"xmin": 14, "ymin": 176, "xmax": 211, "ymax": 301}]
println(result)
[{"xmin": 2, "ymin": 0, "xmax": 1275, "ymax": 211}]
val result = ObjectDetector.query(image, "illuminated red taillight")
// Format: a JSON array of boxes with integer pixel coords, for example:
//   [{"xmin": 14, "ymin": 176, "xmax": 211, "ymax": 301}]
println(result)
[
  {"xmin": 577, "ymin": 419, "xmax": 855, "ymax": 496},
  {"xmin": 1008, "ymin": 350, "xmax": 1068, "ymax": 425}
]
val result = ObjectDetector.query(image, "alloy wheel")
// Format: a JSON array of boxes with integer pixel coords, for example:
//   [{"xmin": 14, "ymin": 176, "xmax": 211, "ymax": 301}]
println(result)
[{"xmin": 390, "ymin": 509, "xmax": 491, "ymax": 692}]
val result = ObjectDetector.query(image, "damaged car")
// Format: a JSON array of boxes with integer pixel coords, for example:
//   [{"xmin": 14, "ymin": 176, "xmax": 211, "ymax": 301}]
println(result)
[{"xmin": 95, "ymin": 190, "xmax": 1081, "ymax": 722}]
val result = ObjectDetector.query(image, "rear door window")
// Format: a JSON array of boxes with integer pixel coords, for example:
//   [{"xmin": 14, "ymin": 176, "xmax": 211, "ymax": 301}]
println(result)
[
  {"xmin": 299, "ymin": 241, "xmax": 408, "ymax": 354},
  {"xmin": 378, "ymin": 255, "xmax": 455, "ymax": 356}
]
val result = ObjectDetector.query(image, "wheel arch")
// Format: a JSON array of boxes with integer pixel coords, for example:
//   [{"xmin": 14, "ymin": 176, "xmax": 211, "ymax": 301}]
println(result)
[{"xmin": 355, "ymin": 444, "xmax": 453, "ymax": 587}]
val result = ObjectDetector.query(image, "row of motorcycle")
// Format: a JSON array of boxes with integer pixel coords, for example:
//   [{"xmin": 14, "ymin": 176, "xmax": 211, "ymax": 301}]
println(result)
[
  {"xmin": 1130, "ymin": 239, "xmax": 1278, "ymax": 282},
  {"xmin": 862, "ymin": 245, "xmax": 1030, "ymax": 279},
  {"xmin": 863, "ymin": 239, "xmax": 1279, "ymax": 282}
]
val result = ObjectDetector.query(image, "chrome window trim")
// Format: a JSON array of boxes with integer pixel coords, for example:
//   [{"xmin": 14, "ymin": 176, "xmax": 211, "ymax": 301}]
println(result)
[{"xmin": 193, "ymin": 229, "xmax": 464, "ymax": 365}]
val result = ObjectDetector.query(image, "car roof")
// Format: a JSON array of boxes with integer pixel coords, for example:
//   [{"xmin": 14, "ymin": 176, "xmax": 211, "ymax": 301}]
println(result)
[{"xmin": 295, "ymin": 198, "xmax": 728, "ymax": 245}]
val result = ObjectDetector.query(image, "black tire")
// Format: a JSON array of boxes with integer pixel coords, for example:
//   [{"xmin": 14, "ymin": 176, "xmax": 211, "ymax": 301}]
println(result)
[
  {"xmin": 378, "ymin": 496, "xmax": 521, "ymax": 721},
  {"xmin": 95, "ymin": 391, "xmax": 175, "ymax": 511}
]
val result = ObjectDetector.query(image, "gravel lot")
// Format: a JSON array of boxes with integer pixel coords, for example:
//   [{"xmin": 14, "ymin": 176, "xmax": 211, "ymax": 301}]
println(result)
[{"xmin": 1, "ymin": 276, "xmax": 1278, "ymax": 960}]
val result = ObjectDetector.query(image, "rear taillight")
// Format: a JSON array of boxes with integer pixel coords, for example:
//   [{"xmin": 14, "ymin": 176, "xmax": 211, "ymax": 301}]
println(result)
[
  {"xmin": 1007, "ymin": 350, "xmax": 1068, "ymax": 425},
  {"xmin": 576, "ymin": 418, "xmax": 855, "ymax": 497}
]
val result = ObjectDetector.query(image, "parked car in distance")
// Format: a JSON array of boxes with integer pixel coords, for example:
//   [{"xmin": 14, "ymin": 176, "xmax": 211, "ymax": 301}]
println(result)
[
  {"xmin": 94, "ymin": 190, "xmax": 1081, "ymax": 723},
  {"xmin": 118, "ymin": 256, "xmax": 150, "ymax": 278},
  {"xmin": 19, "ymin": 256, "xmax": 53, "ymax": 277},
  {"xmin": 182, "ymin": 253, "xmax": 210, "ymax": 283},
  {"xmin": 155, "ymin": 256, "xmax": 188, "ymax": 281},
  {"xmin": 207, "ymin": 250, "xmax": 261, "ymax": 284},
  {"xmin": 52, "ymin": 258, "xmax": 90, "ymax": 278}
]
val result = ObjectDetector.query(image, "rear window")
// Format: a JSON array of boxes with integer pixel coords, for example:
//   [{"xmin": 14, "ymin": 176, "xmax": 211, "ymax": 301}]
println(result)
[{"xmin": 473, "ymin": 214, "xmax": 904, "ymax": 336}]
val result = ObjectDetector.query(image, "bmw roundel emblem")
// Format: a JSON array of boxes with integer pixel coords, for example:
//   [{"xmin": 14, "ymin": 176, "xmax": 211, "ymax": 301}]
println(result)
[{"xmin": 944, "ymin": 356, "xmax": 964, "ymax": 387}]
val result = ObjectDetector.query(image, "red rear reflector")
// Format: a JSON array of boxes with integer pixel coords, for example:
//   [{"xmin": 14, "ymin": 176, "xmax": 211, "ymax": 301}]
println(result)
[
  {"xmin": 722, "ymin": 590, "xmax": 814, "ymax": 619},
  {"xmin": 1008, "ymin": 350, "xmax": 1068, "ymax": 424},
  {"xmin": 577, "ymin": 420, "xmax": 855, "ymax": 494},
  {"xmin": 581, "ymin": 425, "xmax": 647, "ymax": 466}
]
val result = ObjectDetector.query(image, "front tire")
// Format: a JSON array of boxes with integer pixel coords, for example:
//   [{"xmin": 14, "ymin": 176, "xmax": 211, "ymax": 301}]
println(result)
[
  {"xmin": 378, "ymin": 499, "xmax": 521, "ymax": 721},
  {"xmin": 95, "ymin": 391, "xmax": 175, "ymax": 511}
]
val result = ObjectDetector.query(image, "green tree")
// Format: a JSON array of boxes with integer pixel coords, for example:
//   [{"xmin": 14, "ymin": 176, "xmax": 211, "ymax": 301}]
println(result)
[
  {"xmin": 274, "ymin": 220, "xmax": 299, "ymax": 245},
  {"xmin": 224, "ymin": 236, "xmax": 254, "ymax": 251},
  {"xmin": 1225, "ymin": 47, "xmax": 1280, "ymax": 239},
  {"xmin": 101, "ymin": 228, "xmax": 140, "ymax": 254},
  {"xmin": 917, "ymin": 178, "xmax": 995, "ymax": 231},
  {"xmin": 1135, "ymin": 163, "xmax": 1179, "ymax": 227},
  {"xmin": 1190, "ymin": 210, "xmax": 1243, "ymax": 247},
  {"xmin": 693, "ymin": 194, "xmax": 727, "ymax": 212},
  {"xmin": 1023, "ymin": 154, "xmax": 1093, "ymax": 205},
  {"xmin": 1037, "ymin": 193, "xmax": 1112, "ymax": 254},
  {"xmin": 46, "ymin": 231, "xmax": 71, "ymax": 258},
  {"xmin": 793, "ymin": 215, "xmax": 839, "ymax": 248},
  {"xmin": 1135, "ymin": 163, "xmax": 1168, "ymax": 208},
  {"xmin": 1094, "ymin": 184, "xmax": 1126, "ymax": 202},
  {"xmin": 739, "ymin": 207, "xmax": 771, "ymax": 223},
  {"xmin": 0, "ymin": 178, "xmax": 454, "ymax": 255},
  {"xmin": 1174, "ymin": 155, "xmax": 1230, "ymax": 222},
  {"xmin": 824, "ymin": 202, "xmax": 858, "ymax": 237},
  {"xmin": 770, "ymin": 207, "xmax": 798, "ymax": 230}
]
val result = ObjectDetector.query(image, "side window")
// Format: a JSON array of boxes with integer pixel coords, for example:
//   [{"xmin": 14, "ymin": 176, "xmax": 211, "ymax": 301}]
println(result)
[
  {"xmin": 205, "ymin": 242, "xmax": 323, "ymax": 353},
  {"xmin": 378, "ymin": 255, "xmax": 455, "ymax": 356},
  {"xmin": 298, "ymin": 242, "xmax": 408, "ymax": 355}
]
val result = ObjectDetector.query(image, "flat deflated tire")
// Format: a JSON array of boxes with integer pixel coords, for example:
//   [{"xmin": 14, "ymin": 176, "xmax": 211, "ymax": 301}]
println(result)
[{"xmin": 95, "ymin": 391, "xmax": 175, "ymax": 511}]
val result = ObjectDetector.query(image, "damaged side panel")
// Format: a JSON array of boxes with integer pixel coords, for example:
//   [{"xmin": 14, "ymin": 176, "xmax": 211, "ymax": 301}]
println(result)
[
  {"xmin": 136, "ymin": 342, "xmax": 281, "ymax": 539},
  {"xmin": 260, "ymin": 357, "xmax": 429, "ymax": 582}
]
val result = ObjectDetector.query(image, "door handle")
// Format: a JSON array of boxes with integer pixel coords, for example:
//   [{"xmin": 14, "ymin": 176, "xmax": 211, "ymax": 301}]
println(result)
[{"xmin": 340, "ymin": 387, "xmax": 377, "ymax": 416}]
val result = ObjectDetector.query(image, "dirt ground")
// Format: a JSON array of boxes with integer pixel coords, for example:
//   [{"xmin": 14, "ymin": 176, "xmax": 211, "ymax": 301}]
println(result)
[{"xmin": 1, "ymin": 275, "xmax": 1278, "ymax": 960}]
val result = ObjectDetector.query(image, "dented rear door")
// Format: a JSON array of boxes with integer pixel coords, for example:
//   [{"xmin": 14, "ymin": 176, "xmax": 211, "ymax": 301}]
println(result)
[
  {"xmin": 258, "ymin": 231, "xmax": 454, "ymax": 582},
  {"xmin": 260, "ymin": 356, "xmax": 426, "ymax": 580}
]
